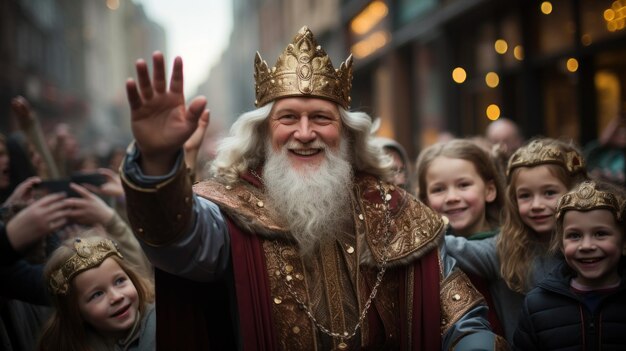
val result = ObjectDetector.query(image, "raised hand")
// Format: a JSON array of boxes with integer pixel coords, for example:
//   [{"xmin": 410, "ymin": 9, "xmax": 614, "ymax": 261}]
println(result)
[{"xmin": 125, "ymin": 52, "xmax": 208, "ymax": 175}]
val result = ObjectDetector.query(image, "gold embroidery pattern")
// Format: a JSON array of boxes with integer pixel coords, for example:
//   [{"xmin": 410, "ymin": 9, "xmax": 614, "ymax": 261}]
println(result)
[
  {"xmin": 320, "ymin": 241, "xmax": 348, "ymax": 349},
  {"xmin": 439, "ymin": 268, "xmax": 485, "ymax": 334},
  {"xmin": 263, "ymin": 239, "xmax": 316, "ymax": 350},
  {"xmin": 355, "ymin": 176, "xmax": 444, "ymax": 262},
  {"xmin": 194, "ymin": 179, "xmax": 288, "ymax": 233}
]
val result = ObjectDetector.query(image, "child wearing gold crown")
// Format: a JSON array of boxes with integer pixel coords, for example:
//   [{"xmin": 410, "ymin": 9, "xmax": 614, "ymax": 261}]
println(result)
[
  {"xmin": 444, "ymin": 137, "xmax": 589, "ymax": 342},
  {"xmin": 514, "ymin": 180, "xmax": 626, "ymax": 350},
  {"xmin": 38, "ymin": 235, "xmax": 155, "ymax": 351}
]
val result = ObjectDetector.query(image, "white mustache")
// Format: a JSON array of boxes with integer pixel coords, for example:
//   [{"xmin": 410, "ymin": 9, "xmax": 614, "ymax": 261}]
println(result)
[{"xmin": 284, "ymin": 140, "xmax": 327, "ymax": 150}]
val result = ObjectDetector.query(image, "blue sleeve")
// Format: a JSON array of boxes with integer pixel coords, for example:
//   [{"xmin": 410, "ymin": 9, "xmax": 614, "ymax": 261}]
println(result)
[
  {"xmin": 440, "ymin": 245, "xmax": 501, "ymax": 351},
  {"xmin": 123, "ymin": 148, "xmax": 231, "ymax": 282},
  {"xmin": 444, "ymin": 235, "xmax": 501, "ymax": 280}
]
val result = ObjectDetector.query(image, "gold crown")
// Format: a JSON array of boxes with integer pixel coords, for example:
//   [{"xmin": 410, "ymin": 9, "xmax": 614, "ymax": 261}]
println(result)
[
  {"xmin": 556, "ymin": 181, "xmax": 626, "ymax": 221},
  {"xmin": 254, "ymin": 26, "xmax": 353, "ymax": 108},
  {"xmin": 49, "ymin": 237, "xmax": 123, "ymax": 295},
  {"xmin": 506, "ymin": 139, "xmax": 585, "ymax": 178}
]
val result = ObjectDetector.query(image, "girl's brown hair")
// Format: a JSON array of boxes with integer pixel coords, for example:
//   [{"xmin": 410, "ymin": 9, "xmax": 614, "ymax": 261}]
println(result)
[
  {"xmin": 415, "ymin": 138, "xmax": 505, "ymax": 230},
  {"xmin": 497, "ymin": 138, "xmax": 588, "ymax": 293},
  {"xmin": 38, "ymin": 236, "xmax": 154, "ymax": 351}
]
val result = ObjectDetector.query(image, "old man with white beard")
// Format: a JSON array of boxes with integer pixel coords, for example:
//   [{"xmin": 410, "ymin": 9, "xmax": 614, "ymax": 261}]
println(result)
[{"xmin": 121, "ymin": 27, "xmax": 505, "ymax": 350}]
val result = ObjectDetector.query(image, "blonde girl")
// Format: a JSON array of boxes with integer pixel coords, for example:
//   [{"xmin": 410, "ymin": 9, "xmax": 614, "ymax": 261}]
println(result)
[
  {"xmin": 415, "ymin": 138, "xmax": 504, "ymax": 238},
  {"xmin": 416, "ymin": 138, "xmax": 505, "ymax": 335},
  {"xmin": 444, "ymin": 138, "xmax": 588, "ymax": 342},
  {"xmin": 38, "ymin": 235, "xmax": 155, "ymax": 351}
]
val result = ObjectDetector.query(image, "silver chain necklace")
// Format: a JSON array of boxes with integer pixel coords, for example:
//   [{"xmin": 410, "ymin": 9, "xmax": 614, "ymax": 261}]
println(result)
[{"xmin": 250, "ymin": 169, "xmax": 393, "ymax": 349}]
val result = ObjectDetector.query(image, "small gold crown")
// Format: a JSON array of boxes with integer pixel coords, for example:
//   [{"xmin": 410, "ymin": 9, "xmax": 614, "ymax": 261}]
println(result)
[
  {"xmin": 506, "ymin": 139, "xmax": 585, "ymax": 178},
  {"xmin": 254, "ymin": 26, "xmax": 353, "ymax": 108},
  {"xmin": 556, "ymin": 181, "xmax": 626, "ymax": 221},
  {"xmin": 49, "ymin": 237, "xmax": 123, "ymax": 295}
]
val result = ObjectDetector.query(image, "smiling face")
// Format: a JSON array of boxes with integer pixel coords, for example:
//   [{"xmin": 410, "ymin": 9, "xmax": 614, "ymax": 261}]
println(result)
[
  {"xmin": 562, "ymin": 209, "xmax": 626, "ymax": 289},
  {"xmin": 268, "ymin": 97, "xmax": 342, "ymax": 172},
  {"xmin": 514, "ymin": 166, "xmax": 568, "ymax": 237},
  {"xmin": 73, "ymin": 257, "xmax": 139, "ymax": 338},
  {"xmin": 425, "ymin": 156, "xmax": 496, "ymax": 237}
]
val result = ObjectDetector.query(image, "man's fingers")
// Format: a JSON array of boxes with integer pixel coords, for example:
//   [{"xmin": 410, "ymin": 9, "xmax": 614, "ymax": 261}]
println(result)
[
  {"xmin": 136, "ymin": 59, "xmax": 154, "ymax": 100},
  {"xmin": 169, "ymin": 56, "xmax": 184, "ymax": 93},
  {"xmin": 152, "ymin": 51, "xmax": 166, "ymax": 93},
  {"xmin": 126, "ymin": 79, "xmax": 143, "ymax": 111},
  {"xmin": 186, "ymin": 97, "xmax": 208, "ymax": 124}
]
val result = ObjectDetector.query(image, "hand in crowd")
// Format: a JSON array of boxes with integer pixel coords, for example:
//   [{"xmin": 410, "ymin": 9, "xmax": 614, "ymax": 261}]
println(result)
[
  {"xmin": 62, "ymin": 183, "xmax": 114, "ymax": 226},
  {"xmin": 10, "ymin": 96, "xmax": 36, "ymax": 130},
  {"xmin": 2, "ymin": 176, "xmax": 41, "ymax": 207},
  {"xmin": 80, "ymin": 168, "xmax": 124, "ymax": 198},
  {"xmin": 125, "ymin": 51, "xmax": 208, "ymax": 175},
  {"xmin": 5, "ymin": 192, "xmax": 69, "ymax": 252}
]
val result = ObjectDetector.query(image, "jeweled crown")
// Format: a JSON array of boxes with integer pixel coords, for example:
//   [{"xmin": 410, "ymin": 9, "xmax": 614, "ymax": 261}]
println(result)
[
  {"xmin": 49, "ymin": 237, "xmax": 123, "ymax": 295},
  {"xmin": 254, "ymin": 26, "xmax": 353, "ymax": 108},
  {"xmin": 556, "ymin": 181, "xmax": 626, "ymax": 221},
  {"xmin": 506, "ymin": 139, "xmax": 585, "ymax": 178}
]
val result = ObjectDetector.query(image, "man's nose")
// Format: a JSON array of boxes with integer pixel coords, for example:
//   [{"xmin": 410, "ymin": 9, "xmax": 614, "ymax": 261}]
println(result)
[{"xmin": 293, "ymin": 117, "xmax": 315, "ymax": 143}]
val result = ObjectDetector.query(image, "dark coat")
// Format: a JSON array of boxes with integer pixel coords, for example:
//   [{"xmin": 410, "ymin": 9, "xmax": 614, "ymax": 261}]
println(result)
[{"xmin": 514, "ymin": 262, "xmax": 626, "ymax": 351}]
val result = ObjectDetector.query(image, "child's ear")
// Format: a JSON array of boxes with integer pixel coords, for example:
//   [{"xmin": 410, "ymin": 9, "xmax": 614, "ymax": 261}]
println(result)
[{"xmin": 484, "ymin": 180, "xmax": 497, "ymax": 203}]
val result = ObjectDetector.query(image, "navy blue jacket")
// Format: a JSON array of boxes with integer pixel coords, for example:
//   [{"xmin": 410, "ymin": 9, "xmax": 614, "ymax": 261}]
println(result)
[{"xmin": 514, "ymin": 262, "xmax": 626, "ymax": 351}]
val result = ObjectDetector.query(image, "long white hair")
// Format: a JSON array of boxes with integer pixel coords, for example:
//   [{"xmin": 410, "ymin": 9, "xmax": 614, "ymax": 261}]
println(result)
[{"xmin": 210, "ymin": 101, "xmax": 394, "ymax": 183}]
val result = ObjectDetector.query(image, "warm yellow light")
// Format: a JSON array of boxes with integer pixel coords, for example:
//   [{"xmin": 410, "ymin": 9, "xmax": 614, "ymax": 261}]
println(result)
[
  {"xmin": 452, "ymin": 67, "xmax": 467, "ymax": 84},
  {"xmin": 494, "ymin": 39, "xmax": 508, "ymax": 54},
  {"xmin": 485, "ymin": 72, "xmax": 499, "ymax": 88},
  {"xmin": 350, "ymin": 1, "xmax": 389, "ymax": 35},
  {"xmin": 566, "ymin": 58, "xmax": 579, "ymax": 72},
  {"xmin": 106, "ymin": 0, "xmax": 119, "ymax": 10},
  {"xmin": 581, "ymin": 34, "xmax": 592, "ymax": 46},
  {"xmin": 541, "ymin": 1, "xmax": 553, "ymax": 15},
  {"xmin": 604, "ymin": 9, "xmax": 616, "ymax": 21},
  {"xmin": 486, "ymin": 104, "xmax": 501, "ymax": 120},
  {"xmin": 513, "ymin": 45, "xmax": 524, "ymax": 60},
  {"xmin": 350, "ymin": 30, "xmax": 390, "ymax": 58}
]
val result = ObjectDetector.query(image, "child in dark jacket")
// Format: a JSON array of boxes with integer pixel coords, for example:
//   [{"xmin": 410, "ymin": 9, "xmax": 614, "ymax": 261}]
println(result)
[{"xmin": 514, "ymin": 180, "xmax": 626, "ymax": 350}]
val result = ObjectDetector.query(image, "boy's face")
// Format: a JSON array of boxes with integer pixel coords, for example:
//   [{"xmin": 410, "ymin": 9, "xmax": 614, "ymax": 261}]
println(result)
[{"xmin": 562, "ymin": 209, "xmax": 626, "ymax": 289}]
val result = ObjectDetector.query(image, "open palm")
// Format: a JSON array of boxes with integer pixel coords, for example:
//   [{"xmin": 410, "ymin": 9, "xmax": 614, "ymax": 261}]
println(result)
[{"xmin": 126, "ymin": 52, "xmax": 207, "ymax": 173}]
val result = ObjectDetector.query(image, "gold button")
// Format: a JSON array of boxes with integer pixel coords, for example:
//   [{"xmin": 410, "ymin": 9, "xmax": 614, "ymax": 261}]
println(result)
[
  {"xmin": 338, "ymin": 342, "xmax": 348, "ymax": 350},
  {"xmin": 358, "ymin": 214, "xmax": 364, "ymax": 220},
  {"xmin": 274, "ymin": 297, "xmax": 282, "ymax": 304},
  {"xmin": 452, "ymin": 294, "xmax": 461, "ymax": 301},
  {"xmin": 285, "ymin": 265, "xmax": 293, "ymax": 273},
  {"xmin": 385, "ymin": 193, "xmax": 392, "ymax": 201},
  {"xmin": 295, "ymin": 273, "xmax": 304, "ymax": 280},
  {"xmin": 286, "ymin": 275, "xmax": 293, "ymax": 281},
  {"xmin": 275, "ymin": 270, "xmax": 281, "ymax": 276},
  {"xmin": 257, "ymin": 201, "xmax": 264, "ymax": 208},
  {"xmin": 292, "ymin": 326, "xmax": 300, "ymax": 334},
  {"xmin": 346, "ymin": 245, "xmax": 355, "ymax": 254},
  {"xmin": 225, "ymin": 185, "xmax": 232, "ymax": 190}
]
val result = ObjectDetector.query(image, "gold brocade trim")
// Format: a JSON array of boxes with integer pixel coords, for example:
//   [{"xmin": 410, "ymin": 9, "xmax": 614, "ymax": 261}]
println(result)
[
  {"xmin": 193, "ymin": 179, "xmax": 288, "ymax": 235},
  {"xmin": 354, "ymin": 175, "xmax": 444, "ymax": 263},
  {"xmin": 556, "ymin": 181, "xmax": 626, "ymax": 221},
  {"xmin": 263, "ymin": 239, "xmax": 317, "ymax": 351},
  {"xmin": 320, "ymin": 240, "xmax": 348, "ymax": 349},
  {"xmin": 439, "ymin": 268, "xmax": 485, "ymax": 334}
]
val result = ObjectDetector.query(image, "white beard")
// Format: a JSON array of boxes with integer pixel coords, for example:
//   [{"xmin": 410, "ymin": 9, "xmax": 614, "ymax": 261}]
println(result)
[{"xmin": 263, "ymin": 138, "xmax": 354, "ymax": 258}]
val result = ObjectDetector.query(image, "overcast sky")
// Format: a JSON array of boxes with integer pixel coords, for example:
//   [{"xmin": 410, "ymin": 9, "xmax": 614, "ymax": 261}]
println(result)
[{"xmin": 133, "ymin": 0, "xmax": 233, "ymax": 94}]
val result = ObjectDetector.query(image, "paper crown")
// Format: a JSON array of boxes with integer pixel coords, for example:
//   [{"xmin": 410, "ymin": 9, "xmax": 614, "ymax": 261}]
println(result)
[
  {"xmin": 254, "ymin": 26, "xmax": 353, "ymax": 108},
  {"xmin": 48, "ymin": 237, "xmax": 123, "ymax": 295},
  {"xmin": 506, "ymin": 139, "xmax": 585, "ymax": 178},
  {"xmin": 556, "ymin": 181, "xmax": 626, "ymax": 221}
]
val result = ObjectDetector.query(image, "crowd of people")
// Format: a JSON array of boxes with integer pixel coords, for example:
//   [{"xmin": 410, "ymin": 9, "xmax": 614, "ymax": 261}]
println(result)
[{"xmin": 1, "ymin": 25, "xmax": 626, "ymax": 351}]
